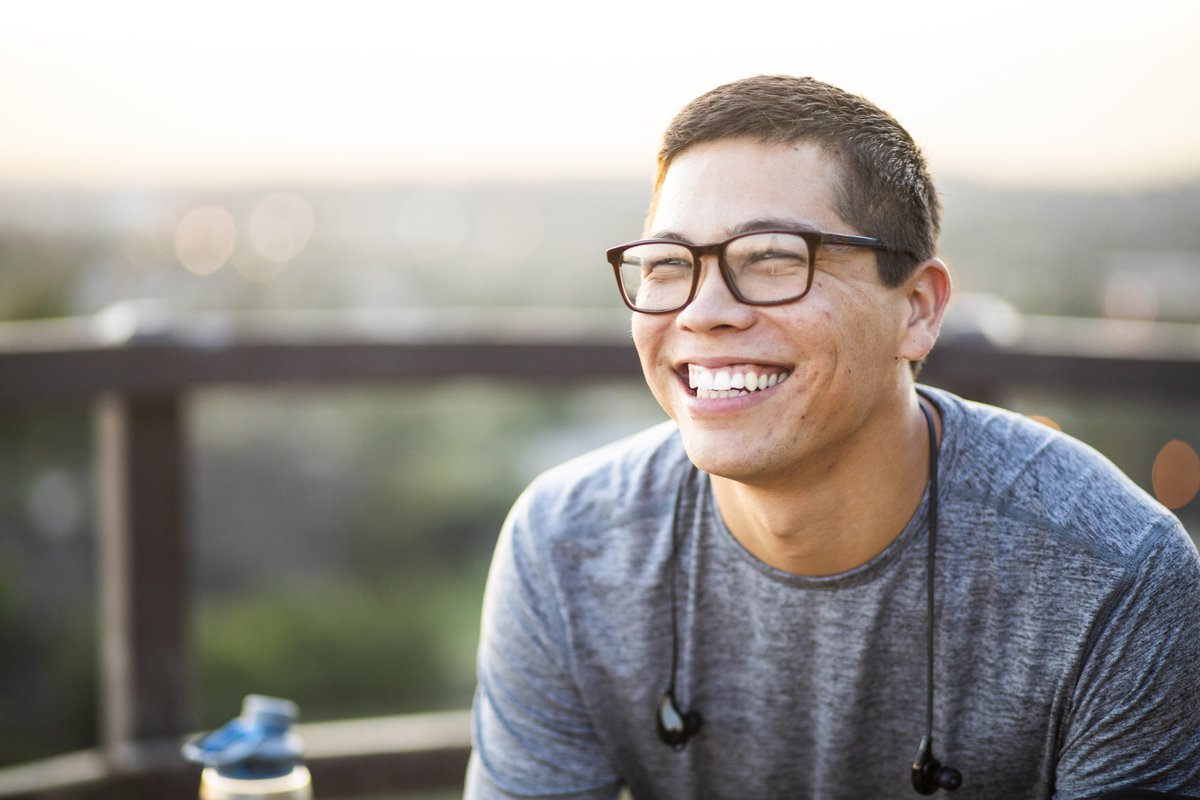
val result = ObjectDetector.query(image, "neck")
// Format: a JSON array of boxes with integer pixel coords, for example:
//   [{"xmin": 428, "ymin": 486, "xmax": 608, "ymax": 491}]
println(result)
[{"xmin": 711, "ymin": 390, "xmax": 940, "ymax": 577}]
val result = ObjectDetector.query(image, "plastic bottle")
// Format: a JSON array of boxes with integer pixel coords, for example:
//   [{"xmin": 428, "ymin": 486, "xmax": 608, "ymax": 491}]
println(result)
[{"xmin": 182, "ymin": 694, "xmax": 313, "ymax": 800}]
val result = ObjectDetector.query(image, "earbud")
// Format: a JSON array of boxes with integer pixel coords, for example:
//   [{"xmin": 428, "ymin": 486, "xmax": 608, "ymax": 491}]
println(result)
[
  {"xmin": 657, "ymin": 691, "xmax": 702, "ymax": 749},
  {"xmin": 912, "ymin": 736, "xmax": 962, "ymax": 794}
]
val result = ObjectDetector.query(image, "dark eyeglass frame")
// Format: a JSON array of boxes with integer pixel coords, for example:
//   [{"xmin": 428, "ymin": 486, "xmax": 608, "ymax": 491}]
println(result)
[{"xmin": 605, "ymin": 228, "xmax": 909, "ymax": 314}]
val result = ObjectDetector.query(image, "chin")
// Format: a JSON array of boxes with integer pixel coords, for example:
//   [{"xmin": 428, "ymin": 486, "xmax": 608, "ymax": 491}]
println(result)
[{"xmin": 678, "ymin": 431, "xmax": 780, "ymax": 483}]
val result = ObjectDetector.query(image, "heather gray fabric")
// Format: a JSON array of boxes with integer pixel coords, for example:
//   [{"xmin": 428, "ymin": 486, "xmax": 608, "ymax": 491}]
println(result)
[{"xmin": 466, "ymin": 387, "xmax": 1200, "ymax": 799}]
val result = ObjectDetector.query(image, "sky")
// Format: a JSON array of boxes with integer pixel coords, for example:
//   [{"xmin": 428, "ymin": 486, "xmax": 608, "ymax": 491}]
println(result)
[{"xmin": 1, "ymin": 0, "xmax": 1198, "ymax": 190}]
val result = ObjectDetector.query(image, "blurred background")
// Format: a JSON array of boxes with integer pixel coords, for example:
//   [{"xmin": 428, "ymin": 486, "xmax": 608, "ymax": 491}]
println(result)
[{"xmin": 1, "ymin": 0, "xmax": 1198, "ymax": 794}]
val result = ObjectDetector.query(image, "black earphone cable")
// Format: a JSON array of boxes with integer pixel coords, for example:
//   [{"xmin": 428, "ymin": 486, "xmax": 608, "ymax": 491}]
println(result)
[
  {"xmin": 913, "ymin": 398, "xmax": 962, "ymax": 794},
  {"xmin": 667, "ymin": 466, "xmax": 688, "ymax": 700},
  {"xmin": 923, "ymin": 400, "xmax": 938, "ymax": 750},
  {"xmin": 657, "ymin": 466, "xmax": 703, "ymax": 749}
]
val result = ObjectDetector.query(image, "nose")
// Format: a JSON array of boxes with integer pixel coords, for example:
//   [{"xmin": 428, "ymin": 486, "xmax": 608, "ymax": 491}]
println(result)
[{"xmin": 674, "ymin": 256, "xmax": 755, "ymax": 332}]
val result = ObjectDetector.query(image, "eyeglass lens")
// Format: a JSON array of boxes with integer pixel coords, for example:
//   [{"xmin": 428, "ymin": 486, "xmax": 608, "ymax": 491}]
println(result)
[{"xmin": 617, "ymin": 232, "xmax": 812, "ymax": 312}]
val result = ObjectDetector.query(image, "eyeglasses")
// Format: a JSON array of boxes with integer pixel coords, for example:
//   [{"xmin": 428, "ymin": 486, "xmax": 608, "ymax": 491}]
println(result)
[{"xmin": 605, "ymin": 229, "xmax": 905, "ymax": 314}]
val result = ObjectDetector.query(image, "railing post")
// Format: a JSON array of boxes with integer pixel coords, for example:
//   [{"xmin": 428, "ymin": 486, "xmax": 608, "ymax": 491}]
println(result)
[{"xmin": 94, "ymin": 391, "xmax": 191, "ymax": 762}]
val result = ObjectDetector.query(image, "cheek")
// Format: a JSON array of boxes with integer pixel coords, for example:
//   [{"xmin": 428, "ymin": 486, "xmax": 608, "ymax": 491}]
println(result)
[
  {"xmin": 631, "ymin": 318, "xmax": 669, "ymax": 391},
  {"xmin": 779, "ymin": 292, "xmax": 893, "ymax": 371},
  {"xmin": 630, "ymin": 317, "xmax": 678, "ymax": 412},
  {"xmin": 773, "ymin": 298, "xmax": 837, "ymax": 352},
  {"xmin": 631, "ymin": 316, "xmax": 665, "ymax": 361}
]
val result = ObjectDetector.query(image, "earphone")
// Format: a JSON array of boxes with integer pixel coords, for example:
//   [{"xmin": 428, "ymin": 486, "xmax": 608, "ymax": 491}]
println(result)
[
  {"xmin": 913, "ymin": 735, "xmax": 962, "ymax": 794},
  {"xmin": 657, "ymin": 691, "xmax": 702, "ymax": 750},
  {"xmin": 657, "ymin": 398, "xmax": 961, "ymax": 794}
]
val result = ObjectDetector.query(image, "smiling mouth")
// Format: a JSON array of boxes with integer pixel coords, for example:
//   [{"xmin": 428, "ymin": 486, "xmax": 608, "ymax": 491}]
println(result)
[{"xmin": 685, "ymin": 364, "xmax": 791, "ymax": 399}]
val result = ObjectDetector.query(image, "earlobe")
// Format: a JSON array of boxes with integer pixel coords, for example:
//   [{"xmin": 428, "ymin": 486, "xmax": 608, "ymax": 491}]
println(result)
[{"xmin": 899, "ymin": 258, "xmax": 952, "ymax": 362}]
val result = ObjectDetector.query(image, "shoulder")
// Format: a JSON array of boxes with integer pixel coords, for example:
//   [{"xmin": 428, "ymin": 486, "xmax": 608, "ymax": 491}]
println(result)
[
  {"xmin": 922, "ymin": 386, "xmax": 1191, "ymax": 568},
  {"xmin": 507, "ymin": 420, "xmax": 689, "ymax": 548},
  {"xmin": 484, "ymin": 421, "xmax": 688, "ymax": 647}
]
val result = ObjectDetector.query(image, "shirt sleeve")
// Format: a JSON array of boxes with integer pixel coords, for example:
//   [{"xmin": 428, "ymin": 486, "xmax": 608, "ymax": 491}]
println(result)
[
  {"xmin": 1054, "ymin": 519, "xmax": 1200, "ymax": 798},
  {"xmin": 464, "ymin": 486, "xmax": 623, "ymax": 800}
]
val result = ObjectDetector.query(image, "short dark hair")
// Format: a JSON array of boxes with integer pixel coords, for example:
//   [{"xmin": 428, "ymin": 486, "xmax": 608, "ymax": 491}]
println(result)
[{"xmin": 651, "ymin": 75, "xmax": 940, "ymax": 287}]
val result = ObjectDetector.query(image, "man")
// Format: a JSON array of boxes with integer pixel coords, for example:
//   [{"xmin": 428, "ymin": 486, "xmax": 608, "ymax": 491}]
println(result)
[{"xmin": 466, "ymin": 75, "xmax": 1200, "ymax": 798}]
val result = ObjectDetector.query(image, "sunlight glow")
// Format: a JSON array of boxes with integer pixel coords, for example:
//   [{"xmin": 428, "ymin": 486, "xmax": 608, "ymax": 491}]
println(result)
[{"xmin": 1, "ymin": 0, "xmax": 1198, "ymax": 189}]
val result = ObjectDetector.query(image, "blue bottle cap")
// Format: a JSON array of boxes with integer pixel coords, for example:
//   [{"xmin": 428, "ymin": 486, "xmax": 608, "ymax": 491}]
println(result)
[{"xmin": 182, "ymin": 695, "xmax": 304, "ymax": 780}]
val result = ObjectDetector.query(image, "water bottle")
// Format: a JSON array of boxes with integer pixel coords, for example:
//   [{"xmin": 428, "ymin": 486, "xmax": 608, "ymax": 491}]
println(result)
[{"xmin": 182, "ymin": 694, "xmax": 313, "ymax": 800}]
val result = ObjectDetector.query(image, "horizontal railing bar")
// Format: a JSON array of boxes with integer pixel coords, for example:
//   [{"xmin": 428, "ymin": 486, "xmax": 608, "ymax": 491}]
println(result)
[
  {"xmin": 0, "ymin": 340, "xmax": 646, "ymax": 404},
  {"xmin": 0, "ymin": 306, "xmax": 1198, "ymax": 405},
  {"xmin": 0, "ymin": 308, "xmax": 640, "ymax": 405}
]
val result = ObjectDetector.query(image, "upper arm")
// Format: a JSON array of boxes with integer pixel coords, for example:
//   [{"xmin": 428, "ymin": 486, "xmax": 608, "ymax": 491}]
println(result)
[
  {"xmin": 466, "ymin": 490, "xmax": 622, "ymax": 800},
  {"xmin": 1055, "ymin": 522, "xmax": 1200, "ymax": 797}
]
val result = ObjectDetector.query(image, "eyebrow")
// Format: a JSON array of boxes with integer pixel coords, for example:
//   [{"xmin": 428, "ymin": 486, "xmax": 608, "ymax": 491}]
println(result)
[{"xmin": 647, "ymin": 218, "xmax": 821, "ymax": 243}]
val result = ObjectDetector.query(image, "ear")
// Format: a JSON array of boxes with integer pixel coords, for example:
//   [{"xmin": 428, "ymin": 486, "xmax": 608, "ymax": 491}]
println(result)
[{"xmin": 898, "ymin": 258, "xmax": 952, "ymax": 362}]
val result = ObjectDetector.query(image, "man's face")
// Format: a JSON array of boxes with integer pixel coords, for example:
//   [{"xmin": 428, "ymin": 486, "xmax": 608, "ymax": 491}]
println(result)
[{"xmin": 632, "ymin": 138, "xmax": 916, "ymax": 486}]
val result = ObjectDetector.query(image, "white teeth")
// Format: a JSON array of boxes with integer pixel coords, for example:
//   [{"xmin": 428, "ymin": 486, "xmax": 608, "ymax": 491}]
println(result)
[{"xmin": 687, "ymin": 365, "xmax": 790, "ymax": 398}]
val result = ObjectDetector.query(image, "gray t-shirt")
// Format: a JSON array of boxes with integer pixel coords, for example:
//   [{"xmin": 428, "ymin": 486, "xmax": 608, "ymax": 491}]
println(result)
[{"xmin": 467, "ymin": 387, "xmax": 1200, "ymax": 798}]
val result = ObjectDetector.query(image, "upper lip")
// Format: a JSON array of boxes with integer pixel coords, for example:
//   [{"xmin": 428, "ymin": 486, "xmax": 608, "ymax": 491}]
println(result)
[{"xmin": 674, "ymin": 357, "xmax": 791, "ymax": 371}]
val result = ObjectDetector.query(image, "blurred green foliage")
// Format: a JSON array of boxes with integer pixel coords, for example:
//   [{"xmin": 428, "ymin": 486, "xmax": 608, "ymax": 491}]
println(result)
[
  {"xmin": 0, "ymin": 231, "xmax": 106, "ymax": 320},
  {"xmin": 185, "ymin": 380, "xmax": 663, "ymax": 732},
  {"xmin": 0, "ymin": 407, "xmax": 96, "ymax": 764},
  {"xmin": 195, "ymin": 566, "xmax": 486, "ymax": 728}
]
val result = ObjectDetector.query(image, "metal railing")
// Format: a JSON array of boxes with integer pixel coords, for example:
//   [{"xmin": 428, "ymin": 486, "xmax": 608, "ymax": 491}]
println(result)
[{"xmin": 0, "ymin": 304, "xmax": 1197, "ymax": 799}]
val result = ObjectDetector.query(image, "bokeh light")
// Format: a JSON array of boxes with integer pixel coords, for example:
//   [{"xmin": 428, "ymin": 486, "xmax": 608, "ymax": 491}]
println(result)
[
  {"xmin": 1027, "ymin": 415, "xmax": 1062, "ymax": 431},
  {"xmin": 1152, "ymin": 439, "xmax": 1200, "ymax": 510},
  {"xmin": 248, "ymin": 192, "xmax": 315, "ymax": 265},
  {"xmin": 175, "ymin": 205, "xmax": 237, "ymax": 276},
  {"xmin": 232, "ymin": 192, "xmax": 316, "ymax": 283},
  {"xmin": 26, "ymin": 468, "xmax": 84, "ymax": 541},
  {"xmin": 1103, "ymin": 270, "xmax": 1159, "ymax": 321}
]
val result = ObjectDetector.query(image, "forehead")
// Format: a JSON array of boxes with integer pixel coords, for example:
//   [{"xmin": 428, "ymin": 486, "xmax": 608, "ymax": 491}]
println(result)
[{"xmin": 648, "ymin": 138, "xmax": 849, "ymax": 241}]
